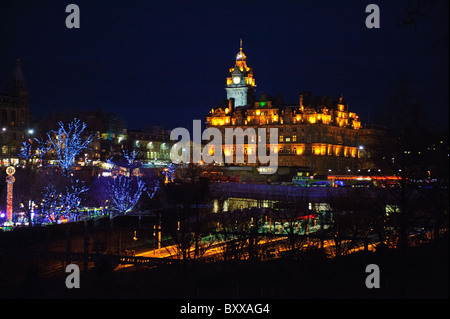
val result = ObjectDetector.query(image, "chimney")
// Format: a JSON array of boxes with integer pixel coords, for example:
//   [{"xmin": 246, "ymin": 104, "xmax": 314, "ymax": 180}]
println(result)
[{"xmin": 299, "ymin": 94, "xmax": 304, "ymax": 111}]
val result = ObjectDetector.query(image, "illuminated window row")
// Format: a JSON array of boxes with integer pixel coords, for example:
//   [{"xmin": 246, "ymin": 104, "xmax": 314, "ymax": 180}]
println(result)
[{"xmin": 207, "ymin": 144, "xmax": 359, "ymax": 158}]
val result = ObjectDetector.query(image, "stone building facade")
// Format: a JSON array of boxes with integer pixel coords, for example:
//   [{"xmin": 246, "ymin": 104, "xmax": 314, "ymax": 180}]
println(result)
[
  {"xmin": 0, "ymin": 59, "xmax": 30, "ymax": 166},
  {"xmin": 206, "ymin": 44, "xmax": 368, "ymax": 175}
]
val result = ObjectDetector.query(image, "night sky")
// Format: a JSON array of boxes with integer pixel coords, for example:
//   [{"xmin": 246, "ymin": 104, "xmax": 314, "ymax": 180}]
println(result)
[{"xmin": 0, "ymin": 0, "xmax": 448, "ymax": 132}]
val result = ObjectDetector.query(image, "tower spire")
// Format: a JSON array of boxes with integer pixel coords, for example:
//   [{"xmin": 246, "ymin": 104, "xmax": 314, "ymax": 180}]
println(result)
[
  {"xmin": 236, "ymin": 38, "xmax": 246, "ymax": 62},
  {"xmin": 12, "ymin": 59, "xmax": 25, "ymax": 88}
]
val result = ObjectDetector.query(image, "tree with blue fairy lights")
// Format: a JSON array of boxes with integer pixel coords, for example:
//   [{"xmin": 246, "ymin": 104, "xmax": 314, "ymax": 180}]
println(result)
[
  {"xmin": 47, "ymin": 118, "xmax": 94, "ymax": 175},
  {"xmin": 106, "ymin": 149, "xmax": 160, "ymax": 219}
]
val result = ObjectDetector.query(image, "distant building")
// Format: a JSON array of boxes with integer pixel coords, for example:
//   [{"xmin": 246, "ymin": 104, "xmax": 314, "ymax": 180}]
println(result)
[
  {"xmin": 206, "ymin": 42, "xmax": 371, "ymax": 175},
  {"xmin": 0, "ymin": 59, "xmax": 30, "ymax": 166},
  {"xmin": 127, "ymin": 126, "xmax": 173, "ymax": 164}
]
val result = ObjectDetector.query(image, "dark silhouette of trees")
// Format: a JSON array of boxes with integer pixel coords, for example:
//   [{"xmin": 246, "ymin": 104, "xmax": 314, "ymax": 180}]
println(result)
[
  {"xmin": 369, "ymin": 76, "xmax": 449, "ymax": 251},
  {"xmin": 161, "ymin": 163, "xmax": 217, "ymax": 261},
  {"xmin": 273, "ymin": 188, "xmax": 312, "ymax": 260}
]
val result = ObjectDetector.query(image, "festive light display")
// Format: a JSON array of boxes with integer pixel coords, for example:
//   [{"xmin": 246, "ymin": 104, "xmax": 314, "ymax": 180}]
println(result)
[
  {"xmin": 162, "ymin": 163, "xmax": 177, "ymax": 183},
  {"xmin": 40, "ymin": 180, "xmax": 88, "ymax": 223},
  {"xmin": 5, "ymin": 166, "xmax": 15, "ymax": 221},
  {"xmin": 47, "ymin": 118, "xmax": 93, "ymax": 174},
  {"xmin": 108, "ymin": 175, "xmax": 148, "ymax": 215}
]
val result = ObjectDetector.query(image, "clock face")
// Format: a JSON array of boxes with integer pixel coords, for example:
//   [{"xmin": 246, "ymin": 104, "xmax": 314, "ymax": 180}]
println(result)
[
  {"xmin": 6, "ymin": 166, "xmax": 15, "ymax": 175},
  {"xmin": 233, "ymin": 76, "xmax": 240, "ymax": 84}
]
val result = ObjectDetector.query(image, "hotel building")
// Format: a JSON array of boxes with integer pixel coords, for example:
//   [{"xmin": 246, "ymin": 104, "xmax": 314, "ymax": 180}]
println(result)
[{"xmin": 206, "ymin": 43, "xmax": 364, "ymax": 175}]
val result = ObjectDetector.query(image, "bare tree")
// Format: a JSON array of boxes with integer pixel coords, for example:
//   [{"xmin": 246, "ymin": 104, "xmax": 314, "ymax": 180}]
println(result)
[
  {"xmin": 40, "ymin": 177, "xmax": 88, "ymax": 224},
  {"xmin": 162, "ymin": 163, "xmax": 218, "ymax": 261},
  {"xmin": 47, "ymin": 118, "xmax": 94, "ymax": 175},
  {"xmin": 273, "ymin": 187, "xmax": 312, "ymax": 260},
  {"xmin": 369, "ymin": 76, "xmax": 440, "ymax": 251},
  {"xmin": 17, "ymin": 137, "xmax": 51, "ymax": 169}
]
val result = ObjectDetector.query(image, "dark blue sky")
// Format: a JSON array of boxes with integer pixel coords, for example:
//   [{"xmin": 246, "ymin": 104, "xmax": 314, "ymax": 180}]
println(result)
[{"xmin": 0, "ymin": 0, "xmax": 448, "ymax": 132}]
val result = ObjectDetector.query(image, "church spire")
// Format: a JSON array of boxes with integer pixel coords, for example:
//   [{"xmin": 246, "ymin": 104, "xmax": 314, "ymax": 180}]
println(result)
[
  {"xmin": 7, "ymin": 58, "xmax": 28, "ymax": 99},
  {"xmin": 11, "ymin": 59, "xmax": 25, "ymax": 88}
]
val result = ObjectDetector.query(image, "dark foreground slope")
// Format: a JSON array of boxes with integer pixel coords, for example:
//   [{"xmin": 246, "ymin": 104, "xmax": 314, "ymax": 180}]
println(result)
[{"xmin": 2, "ymin": 235, "xmax": 448, "ymax": 299}]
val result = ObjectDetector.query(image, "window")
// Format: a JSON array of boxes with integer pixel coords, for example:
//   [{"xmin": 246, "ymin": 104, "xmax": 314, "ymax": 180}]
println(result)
[
  {"xmin": 279, "ymin": 135, "xmax": 283, "ymax": 142},
  {"xmin": 293, "ymin": 135, "xmax": 297, "ymax": 142},
  {"xmin": 11, "ymin": 111, "xmax": 16, "ymax": 126}
]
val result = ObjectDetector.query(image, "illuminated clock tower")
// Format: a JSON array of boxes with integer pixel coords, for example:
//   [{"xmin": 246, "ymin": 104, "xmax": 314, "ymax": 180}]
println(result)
[{"xmin": 225, "ymin": 39, "xmax": 256, "ymax": 107}]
